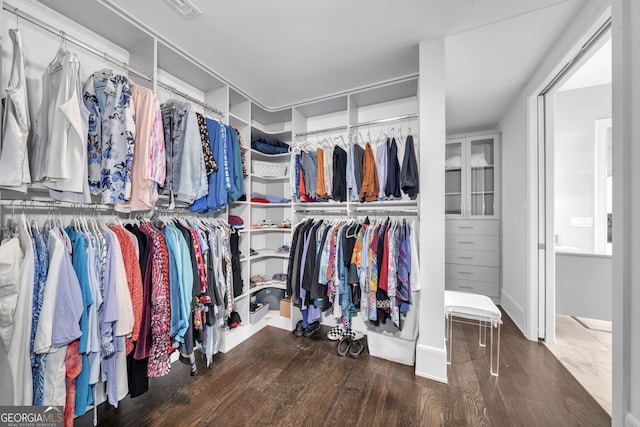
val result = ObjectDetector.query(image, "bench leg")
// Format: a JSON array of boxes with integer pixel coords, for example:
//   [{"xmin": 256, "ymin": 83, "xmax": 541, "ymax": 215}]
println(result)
[{"xmin": 490, "ymin": 323, "xmax": 501, "ymax": 376}]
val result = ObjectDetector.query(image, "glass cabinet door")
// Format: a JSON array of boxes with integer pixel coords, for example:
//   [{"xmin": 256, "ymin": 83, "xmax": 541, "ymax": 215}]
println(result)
[
  {"xmin": 468, "ymin": 137, "xmax": 495, "ymax": 217},
  {"xmin": 445, "ymin": 140, "xmax": 464, "ymax": 217}
]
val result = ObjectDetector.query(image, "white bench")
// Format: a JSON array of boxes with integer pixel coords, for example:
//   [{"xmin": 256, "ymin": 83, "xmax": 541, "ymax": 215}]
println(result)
[{"xmin": 444, "ymin": 290, "xmax": 502, "ymax": 376}]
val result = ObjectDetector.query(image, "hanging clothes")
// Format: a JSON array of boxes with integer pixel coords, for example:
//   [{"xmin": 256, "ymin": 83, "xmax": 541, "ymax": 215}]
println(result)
[
  {"xmin": 359, "ymin": 143, "xmax": 379, "ymax": 202},
  {"xmin": 0, "ymin": 236, "xmax": 23, "ymax": 405},
  {"xmin": 116, "ymin": 84, "xmax": 166, "ymax": 211},
  {"xmin": 32, "ymin": 49, "xmax": 90, "ymax": 202},
  {"xmin": 401, "ymin": 134, "xmax": 420, "ymax": 199},
  {"xmin": 84, "ymin": 69, "xmax": 136, "ymax": 204},
  {"xmin": 0, "ymin": 29, "xmax": 31, "ymax": 191},
  {"xmin": 385, "ymin": 138, "xmax": 401, "ymax": 199}
]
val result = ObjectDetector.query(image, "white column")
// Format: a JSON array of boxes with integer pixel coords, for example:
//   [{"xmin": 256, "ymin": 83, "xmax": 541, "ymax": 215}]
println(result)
[
  {"xmin": 415, "ymin": 38, "xmax": 447, "ymax": 383},
  {"xmin": 612, "ymin": 0, "xmax": 640, "ymax": 425}
]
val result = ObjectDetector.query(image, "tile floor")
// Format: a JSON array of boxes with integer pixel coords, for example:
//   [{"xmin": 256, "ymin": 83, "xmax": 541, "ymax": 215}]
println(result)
[{"xmin": 545, "ymin": 314, "xmax": 612, "ymax": 416}]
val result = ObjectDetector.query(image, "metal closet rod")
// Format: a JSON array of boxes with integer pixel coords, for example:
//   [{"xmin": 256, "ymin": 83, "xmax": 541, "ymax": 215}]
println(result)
[
  {"xmin": 3, "ymin": 5, "xmax": 153, "ymax": 82},
  {"xmin": 156, "ymin": 81, "xmax": 224, "ymax": 118},
  {"xmin": 0, "ymin": 199, "xmax": 112, "ymax": 210},
  {"xmin": 295, "ymin": 113, "xmax": 418, "ymax": 138}
]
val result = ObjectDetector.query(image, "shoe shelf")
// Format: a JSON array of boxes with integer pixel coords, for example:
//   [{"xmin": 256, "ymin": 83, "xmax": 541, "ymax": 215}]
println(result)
[
  {"xmin": 249, "ymin": 249, "xmax": 289, "ymax": 260},
  {"xmin": 251, "ymin": 174, "xmax": 290, "ymax": 181},
  {"xmin": 249, "ymin": 281, "xmax": 287, "ymax": 294},
  {"xmin": 249, "ymin": 227, "xmax": 291, "ymax": 233}
]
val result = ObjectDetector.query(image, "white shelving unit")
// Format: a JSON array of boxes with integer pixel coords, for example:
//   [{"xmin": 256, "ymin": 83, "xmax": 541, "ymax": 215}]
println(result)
[
  {"xmin": 0, "ymin": 0, "xmax": 421, "ymax": 355},
  {"xmin": 445, "ymin": 134, "xmax": 501, "ymax": 303}
]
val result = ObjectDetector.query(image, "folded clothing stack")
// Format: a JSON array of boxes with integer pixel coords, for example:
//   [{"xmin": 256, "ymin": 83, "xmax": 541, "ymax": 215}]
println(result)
[
  {"xmin": 228, "ymin": 214, "xmax": 244, "ymax": 228},
  {"xmin": 250, "ymin": 192, "xmax": 291, "ymax": 204},
  {"xmin": 251, "ymin": 136, "xmax": 290, "ymax": 155}
]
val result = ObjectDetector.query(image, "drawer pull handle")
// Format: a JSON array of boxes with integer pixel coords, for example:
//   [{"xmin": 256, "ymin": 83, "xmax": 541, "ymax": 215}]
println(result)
[
  {"xmin": 459, "ymin": 241, "xmax": 474, "ymax": 244},
  {"xmin": 459, "ymin": 256, "xmax": 474, "ymax": 260},
  {"xmin": 459, "ymin": 226, "xmax": 474, "ymax": 229},
  {"xmin": 459, "ymin": 285, "xmax": 474, "ymax": 289},
  {"xmin": 459, "ymin": 271, "xmax": 474, "ymax": 275}
]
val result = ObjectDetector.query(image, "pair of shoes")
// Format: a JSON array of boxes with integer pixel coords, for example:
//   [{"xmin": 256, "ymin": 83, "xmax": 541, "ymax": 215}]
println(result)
[
  {"xmin": 260, "ymin": 219, "xmax": 275, "ymax": 228},
  {"xmin": 327, "ymin": 325, "xmax": 361, "ymax": 341},
  {"xmin": 336, "ymin": 336, "xmax": 365, "ymax": 358},
  {"xmin": 275, "ymin": 245, "xmax": 290, "ymax": 254},
  {"xmin": 278, "ymin": 219, "xmax": 291, "ymax": 228},
  {"xmin": 303, "ymin": 321, "xmax": 320, "ymax": 337},
  {"xmin": 294, "ymin": 320, "xmax": 304, "ymax": 337}
]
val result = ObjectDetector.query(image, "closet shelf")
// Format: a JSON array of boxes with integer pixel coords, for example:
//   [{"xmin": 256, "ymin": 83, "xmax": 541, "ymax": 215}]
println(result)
[
  {"xmin": 293, "ymin": 202, "xmax": 348, "ymax": 208},
  {"xmin": 351, "ymin": 200, "xmax": 419, "ymax": 208},
  {"xmin": 251, "ymin": 174, "xmax": 290, "ymax": 181},
  {"xmin": 230, "ymin": 200, "xmax": 249, "ymax": 205},
  {"xmin": 250, "ymin": 202, "xmax": 291, "ymax": 208},
  {"xmin": 446, "ymin": 168, "xmax": 462, "ymax": 172},
  {"xmin": 249, "ymin": 249, "xmax": 290, "ymax": 260},
  {"xmin": 240, "ymin": 257, "xmax": 248, "ymax": 263},
  {"xmin": 250, "ymin": 149, "xmax": 291, "ymax": 159},
  {"xmin": 249, "ymin": 281, "xmax": 287, "ymax": 294},
  {"xmin": 249, "ymin": 227, "xmax": 292, "ymax": 233},
  {"xmin": 229, "ymin": 112, "xmax": 250, "ymax": 127},
  {"xmin": 445, "ymin": 192, "xmax": 462, "ymax": 196},
  {"xmin": 251, "ymin": 122, "xmax": 292, "ymax": 142}
]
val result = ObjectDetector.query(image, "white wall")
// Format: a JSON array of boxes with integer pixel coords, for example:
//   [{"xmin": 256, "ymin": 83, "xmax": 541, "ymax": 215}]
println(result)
[
  {"xmin": 612, "ymin": 0, "xmax": 640, "ymax": 424},
  {"xmin": 555, "ymin": 253, "xmax": 612, "ymax": 320},
  {"xmin": 415, "ymin": 38, "xmax": 447, "ymax": 383},
  {"xmin": 554, "ymin": 83, "xmax": 612, "ymax": 252},
  {"xmin": 497, "ymin": 94, "xmax": 527, "ymax": 331}
]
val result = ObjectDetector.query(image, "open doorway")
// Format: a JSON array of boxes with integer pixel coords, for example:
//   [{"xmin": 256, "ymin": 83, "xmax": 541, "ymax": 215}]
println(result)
[{"xmin": 540, "ymin": 27, "xmax": 612, "ymax": 415}]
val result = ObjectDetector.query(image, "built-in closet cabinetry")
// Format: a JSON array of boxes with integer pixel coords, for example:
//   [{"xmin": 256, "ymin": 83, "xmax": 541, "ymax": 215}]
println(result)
[
  {"xmin": 0, "ymin": 0, "xmax": 420, "ymax": 356},
  {"xmin": 445, "ymin": 134, "xmax": 500, "ymax": 302}
]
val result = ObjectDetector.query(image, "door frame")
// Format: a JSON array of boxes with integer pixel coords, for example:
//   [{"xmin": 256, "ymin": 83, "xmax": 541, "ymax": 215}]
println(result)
[{"xmin": 524, "ymin": 12, "xmax": 612, "ymax": 343}]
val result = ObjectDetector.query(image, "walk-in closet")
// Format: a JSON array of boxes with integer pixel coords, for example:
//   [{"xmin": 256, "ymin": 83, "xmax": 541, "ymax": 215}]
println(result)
[{"xmin": 0, "ymin": 0, "xmax": 635, "ymax": 426}]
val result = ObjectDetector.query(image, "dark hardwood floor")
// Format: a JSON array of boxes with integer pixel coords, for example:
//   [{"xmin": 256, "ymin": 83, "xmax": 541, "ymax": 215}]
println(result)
[{"xmin": 76, "ymin": 312, "xmax": 610, "ymax": 426}]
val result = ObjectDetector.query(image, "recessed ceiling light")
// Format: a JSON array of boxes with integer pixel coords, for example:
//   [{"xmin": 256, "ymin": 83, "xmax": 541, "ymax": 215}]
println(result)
[{"xmin": 163, "ymin": 0, "xmax": 203, "ymax": 20}]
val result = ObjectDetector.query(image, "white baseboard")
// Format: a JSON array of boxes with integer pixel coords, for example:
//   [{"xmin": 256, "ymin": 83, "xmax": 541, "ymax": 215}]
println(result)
[
  {"xmin": 626, "ymin": 412, "xmax": 640, "ymax": 427},
  {"xmin": 414, "ymin": 343, "xmax": 448, "ymax": 383},
  {"xmin": 500, "ymin": 289, "xmax": 526, "ymax": 335}
]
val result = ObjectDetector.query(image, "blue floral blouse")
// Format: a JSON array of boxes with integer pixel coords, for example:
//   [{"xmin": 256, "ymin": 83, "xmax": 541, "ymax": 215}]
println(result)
[{"xmin": 83, "ymin": 69, "xmax": 136, "ymax": 204}]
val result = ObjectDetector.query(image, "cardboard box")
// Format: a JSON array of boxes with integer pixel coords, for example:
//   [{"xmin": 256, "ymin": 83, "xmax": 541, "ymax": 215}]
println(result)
[{"xmin": 280, "ymin": 297, "xmax": 291, "ymax": 318}]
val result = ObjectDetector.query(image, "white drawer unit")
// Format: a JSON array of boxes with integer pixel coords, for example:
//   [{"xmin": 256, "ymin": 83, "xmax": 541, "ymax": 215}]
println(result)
[
  {"xmin": 445, "ymin": 264, "xmax": 499, "ymax": 282},
  {"xmin": 445, "ymin": 279, "xmax": 500, "ymax": 298},
  {"xmin": 445, "ymin": 218, "xmax": 500, "ymax": 301},
  {"xmin": 445, "ymin": 249, "xmax": 499, "ymax": 267},
  {"xmin": 446, "ymin": 220, "xmax": 499, "ymax": 236},
  {"xmin": 445, "ymin": 235, "xmax": 499, "ymax": 251}
]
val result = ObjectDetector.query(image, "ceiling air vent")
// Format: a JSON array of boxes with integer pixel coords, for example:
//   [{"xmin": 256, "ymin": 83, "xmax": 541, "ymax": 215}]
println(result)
[{"xmin": 163, "ymin": 0, "xmax": 203, "ymax": 20}]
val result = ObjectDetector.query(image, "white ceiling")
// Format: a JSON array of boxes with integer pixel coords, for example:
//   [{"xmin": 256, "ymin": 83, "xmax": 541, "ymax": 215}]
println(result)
[{"xmin": 37, "ymin": 0, "xmax": 588, "ymax": 134}]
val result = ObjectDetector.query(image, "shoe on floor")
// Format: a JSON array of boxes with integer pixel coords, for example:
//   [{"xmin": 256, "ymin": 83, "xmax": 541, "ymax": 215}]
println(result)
[
  {"xmin": 327, "ymin": 324, "xmax": 346, "ymax": 341},
  {"xmin": 349, "ymin": 339, "xmax": 364, "ymax": 358},
  {"xmin": 190, "ymin": 365, "xmax": 199, "ymax": 376},
  {"xmin": 303, "ymin": 320, "xmax": 320, "ymax": 337},
  {"xmin": 337, "ymin": 335, "xmax": 351, "ymax": 356},
  {"xmin": 294, "ymin": 320, "xmax": 304, "ymax": 337}
]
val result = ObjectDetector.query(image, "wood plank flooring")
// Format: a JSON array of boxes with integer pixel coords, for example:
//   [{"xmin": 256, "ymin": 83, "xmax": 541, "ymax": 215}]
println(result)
[{"xmin": 76, "ymin": 312, "xmax": 610, "ymax": 426}]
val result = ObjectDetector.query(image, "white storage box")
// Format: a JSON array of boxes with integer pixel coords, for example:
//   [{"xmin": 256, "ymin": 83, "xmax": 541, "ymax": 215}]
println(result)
[
  {"xmin": 249, "ymin": 302, "xmax": 270, "ymax": 324},
  {"xmin": 252, "ymin": 160, "xmax": 287, "ymax": 177},
  {"xmin": 367, "ymin": 331, "xmax": 417, "ymax": 366}
]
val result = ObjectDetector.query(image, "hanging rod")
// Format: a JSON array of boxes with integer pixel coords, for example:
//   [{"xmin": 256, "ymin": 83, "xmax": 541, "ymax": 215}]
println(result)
[
  {"xmin": 295, "ymin": 125, "xmax": 348, "ymax": 138},
  {"xmin": 350, "ymin": 113, "xmax": 418, "ymax": 129},
  {"xmin": 156, "ymin": 81, "xmax": 225, "ymax": 117},
  {"xmin": 294, "ymin": 113, "xmax": 419, "ymax": 139},
  {"xmin": 0, "ymin": 199, "xmax": 113, "ymax": 210},
  {"xmin": 2, "ymin": 5, "xmax": 153, "ymax": 82},
  {"xmin": 350, "ymin": 209, "xmax": 418, "ymax": 216}
]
